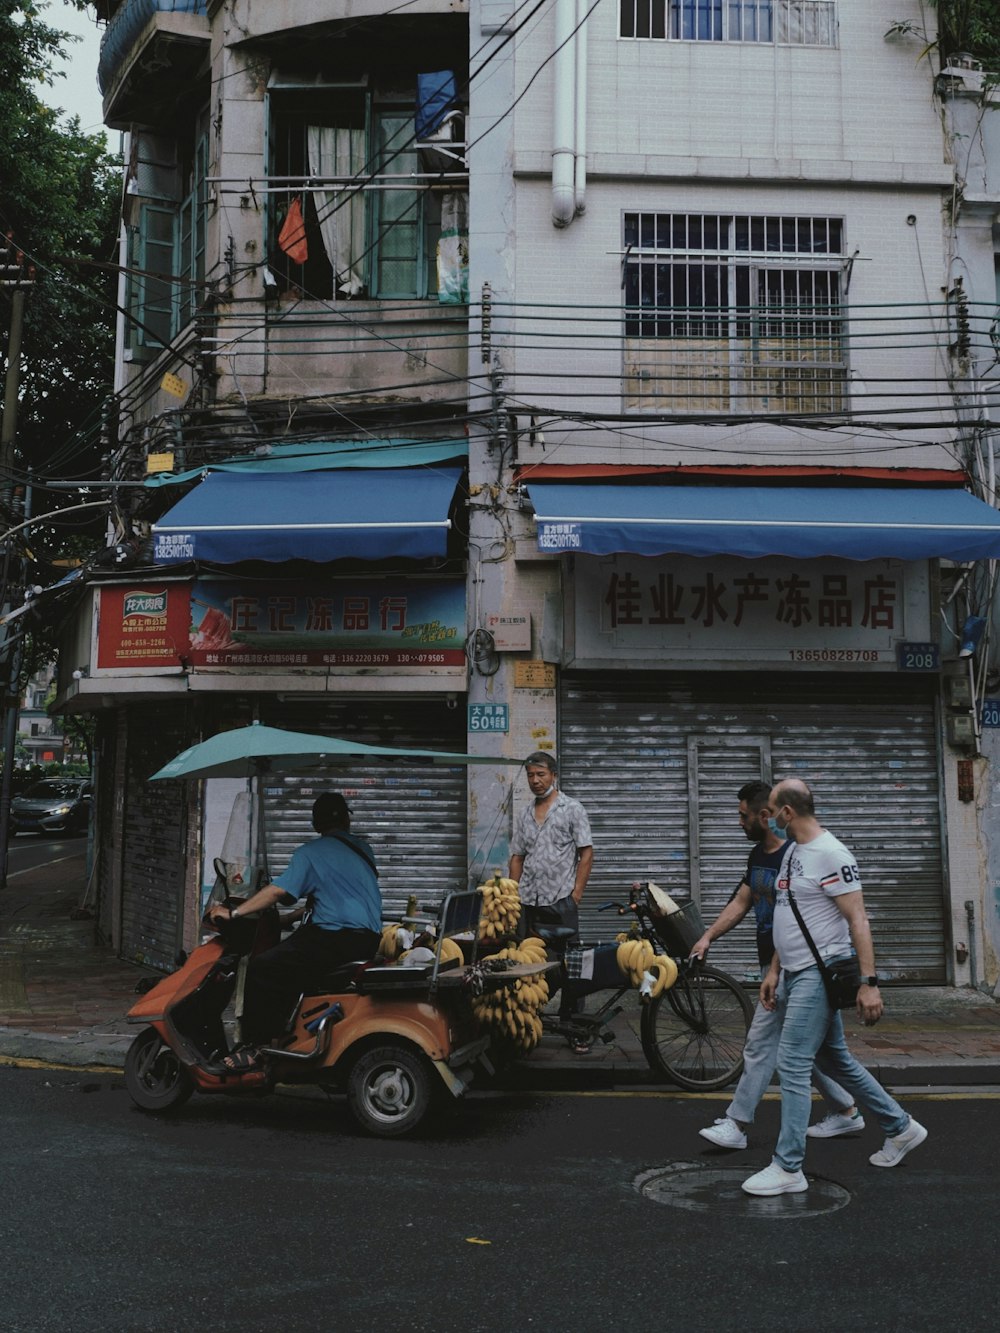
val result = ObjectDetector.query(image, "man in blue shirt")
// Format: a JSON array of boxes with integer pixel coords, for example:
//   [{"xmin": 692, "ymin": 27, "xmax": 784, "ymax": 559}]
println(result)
[
  {"xmin": 211, "ymin": 792, "xmax": 381, "ymax": 1053},
  {"xmin": 691, "ymin": 780, "xmax": 858, "ymax": 1150}
]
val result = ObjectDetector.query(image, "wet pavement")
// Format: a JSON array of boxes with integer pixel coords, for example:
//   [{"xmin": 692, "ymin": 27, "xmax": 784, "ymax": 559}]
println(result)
[{"xmin": 2, "ymin": 849, "xmax": 999, "ymax": 1085}]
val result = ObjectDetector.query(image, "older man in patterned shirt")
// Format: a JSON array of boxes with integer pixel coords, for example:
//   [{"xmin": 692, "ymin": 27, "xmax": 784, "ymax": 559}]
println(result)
[{"xmin": 509, "ymin": 752, "xmax": 594, "ymax": 1036}]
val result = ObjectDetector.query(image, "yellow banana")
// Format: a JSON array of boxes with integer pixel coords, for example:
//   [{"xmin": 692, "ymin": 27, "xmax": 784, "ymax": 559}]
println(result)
[{"xmin": 438, "ymin": 937, "xmax": 464, "ymax": 967}]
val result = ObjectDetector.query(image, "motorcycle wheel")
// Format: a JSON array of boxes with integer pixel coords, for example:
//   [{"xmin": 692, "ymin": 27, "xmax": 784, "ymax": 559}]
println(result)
[
  {"xmin": 347, "ymin": 1042, "xmax": 435, "ymax": 1138},
  {"xmin": 124, "ymin": 1026, "xmax": 194, "ymax": 1112},
  {"xmin": 640, "ymin": 965, "xmax": 753, "ymax": 1091}
]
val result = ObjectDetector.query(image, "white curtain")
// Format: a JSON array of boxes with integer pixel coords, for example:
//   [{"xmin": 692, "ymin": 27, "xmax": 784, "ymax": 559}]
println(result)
[
  {"xmin": 307, "ymin": 125, "xmax": 366, "ymax": 297},
  {"xmin": 777, "ymin": 1, "xmax": 836, "ymax": 47}
]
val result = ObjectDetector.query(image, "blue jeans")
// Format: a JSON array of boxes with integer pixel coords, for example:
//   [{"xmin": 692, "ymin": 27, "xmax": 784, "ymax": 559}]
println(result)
[
  {"xmin": 774, "ymin": 964, "xmax": 911, "ymax": 1172},
  {"xmin": 727, "ymin": 990, "xmax": 851, "ymax": 1125}
]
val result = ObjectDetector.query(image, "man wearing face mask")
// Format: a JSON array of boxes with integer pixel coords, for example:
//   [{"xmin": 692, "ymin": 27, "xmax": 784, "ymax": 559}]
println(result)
[
  {"xmin": 694, "ymin": 781, "xmax": 859, "ymax": 1151},
  {"xmin": 509, "ymin": 752, "xmax": 593, "ymax": 1040},
  {"xmin": 742, "ymin": 778, "xmax": 927, "ymax": 1197}
]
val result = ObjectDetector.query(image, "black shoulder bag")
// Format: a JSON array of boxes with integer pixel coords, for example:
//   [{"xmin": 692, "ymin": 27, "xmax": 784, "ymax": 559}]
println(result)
[{"xmin": 781, "ymin": 846, "xmax": 861, "ymax": 1010}]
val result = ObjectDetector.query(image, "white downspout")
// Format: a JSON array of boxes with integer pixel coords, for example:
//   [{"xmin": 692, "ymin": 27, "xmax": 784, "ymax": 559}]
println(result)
[
  {"xmin": 574, "ymin": 0, "xmax": 588, "ymax": 217},
  {"xmin": 552, "ymin": 0, "xmax": 576, "ymax": 228}
]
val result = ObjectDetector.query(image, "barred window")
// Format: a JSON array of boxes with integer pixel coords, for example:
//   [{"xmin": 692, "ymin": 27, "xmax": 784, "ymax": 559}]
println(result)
[
  {"xmin": 620, "ymin": 1, "xmax": 837, "ymax": 46},
  {"xmin": 623, "ymin": 212, "xmax": 847, "ymax": 414}
]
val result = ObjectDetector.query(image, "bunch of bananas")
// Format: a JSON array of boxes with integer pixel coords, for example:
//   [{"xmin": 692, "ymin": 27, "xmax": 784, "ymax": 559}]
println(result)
[
  {"xmin": 477, "ymin": 876, "xmax": 521, "ymax": 941},
  {"xmin": 379, "ymin": 922, "xmax": 404, "ymax": 960},
  {"xmin": 615, "ymin": 935, "xmax": 678, "ymax": 1000},
  {"xmin": 436, "ymin": 936, "xmax": 465, "ymax": 968},
  {"xmin": 384, "ymin": 924, "xmax": 465, "ymax": 968},
  {"xmin": 471, "ymin": 939, "xmax": 550, "ymax": 1055}
]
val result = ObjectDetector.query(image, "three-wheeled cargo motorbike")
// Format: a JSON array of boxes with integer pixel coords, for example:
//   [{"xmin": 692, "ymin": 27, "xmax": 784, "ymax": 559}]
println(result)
[{"xmin": 124, "ymin": 889, "xmax": 547, "ymax": 1137}]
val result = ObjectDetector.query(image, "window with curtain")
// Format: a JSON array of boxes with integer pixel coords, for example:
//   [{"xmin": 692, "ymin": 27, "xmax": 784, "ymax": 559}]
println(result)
[
  {"xmin": 620, "ymin": 0, "xmax": 836, "ymax": 45},
  {"xmin": 622, "ymin": 211, "xmax": 847, "ymax": 414},
  {"xmin": 269, "ymin": 89, "xmax": 442, "ymax": 300}
]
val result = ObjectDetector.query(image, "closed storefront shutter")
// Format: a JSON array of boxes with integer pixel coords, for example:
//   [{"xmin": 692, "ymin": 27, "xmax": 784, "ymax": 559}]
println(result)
[
  {"xmin": 258, "ymin": 698, "xmax": 467, "ymax": 916},
  {"xmin": 560, "ymin": 673, "xmax": 945, "ymax": 983},
  {"xmin": 120, "ymin": 705, "xmax": 190, "ymax": 970}
]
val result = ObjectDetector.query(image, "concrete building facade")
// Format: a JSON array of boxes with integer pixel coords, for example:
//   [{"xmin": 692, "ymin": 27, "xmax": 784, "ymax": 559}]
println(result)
[{"xmin": 63, "ymin": 1, "xmax": 1000, "ymax": 988}]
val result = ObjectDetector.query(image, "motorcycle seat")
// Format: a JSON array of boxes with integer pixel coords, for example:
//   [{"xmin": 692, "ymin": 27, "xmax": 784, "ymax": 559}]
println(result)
[
  {"xmin": 534, "ymin": 924, "xmax": 576, "ymax": 945},
  {"xmin": 302, "ymin": 960, "xmax": 370, "ymax": 995}
]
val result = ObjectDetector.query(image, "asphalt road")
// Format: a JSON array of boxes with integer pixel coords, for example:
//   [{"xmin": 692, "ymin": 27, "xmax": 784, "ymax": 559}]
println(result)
[
  {"xmin": 5, "ymin": 832, "xmax": 86, "ymax": 875},
  {"xmin": 2, "ymin": 1066, "xmax": 996, "ymax": 1332}
]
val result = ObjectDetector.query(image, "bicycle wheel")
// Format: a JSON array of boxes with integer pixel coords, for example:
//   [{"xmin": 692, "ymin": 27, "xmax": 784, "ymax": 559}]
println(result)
[{"xmin": 640, "ymin": 964, "xmax": 753, "ymax": 1091}]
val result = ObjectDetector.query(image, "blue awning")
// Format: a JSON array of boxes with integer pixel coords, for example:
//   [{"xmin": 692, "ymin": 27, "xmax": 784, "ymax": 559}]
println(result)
[
  {"xmin": 529, "ymin": 484, "xmax": 1000, "ymax": 562},
  {"xmin": 152, "ymin": 468, "xmax": 461, "ymax": 565}
]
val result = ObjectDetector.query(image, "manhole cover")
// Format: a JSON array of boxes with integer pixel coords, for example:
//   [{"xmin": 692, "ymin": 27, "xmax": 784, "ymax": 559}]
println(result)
[{"xmin": 634, "ymin": 1162, "xmax": 851, "ymax": 1217}]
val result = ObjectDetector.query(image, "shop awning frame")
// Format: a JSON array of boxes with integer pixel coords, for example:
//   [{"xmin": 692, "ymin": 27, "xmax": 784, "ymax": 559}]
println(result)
[
  {"xmin": 152, "ymin": 467, "xmax": 462, "ymax": 565},
  {"xmin": 529, "ymin": 483, "xmax": 1000, "ymax": 563}
]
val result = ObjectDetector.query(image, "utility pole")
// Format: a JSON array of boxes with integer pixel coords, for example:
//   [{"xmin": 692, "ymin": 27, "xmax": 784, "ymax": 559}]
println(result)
[{"xmin": 0, "ymin": 236, "xmax": 36, "ymax": 888}]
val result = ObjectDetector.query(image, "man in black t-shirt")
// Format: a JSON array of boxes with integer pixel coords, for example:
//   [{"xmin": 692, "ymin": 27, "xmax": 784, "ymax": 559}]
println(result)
[{"xmin": 691, "ymin": 781, "xmax": 860, "ymax": 1151}]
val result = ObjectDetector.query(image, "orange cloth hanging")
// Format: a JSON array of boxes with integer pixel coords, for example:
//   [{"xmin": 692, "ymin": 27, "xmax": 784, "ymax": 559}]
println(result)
[{"xmin": 278, "ymin": 196, "xmax": 308, "ymax": 263}]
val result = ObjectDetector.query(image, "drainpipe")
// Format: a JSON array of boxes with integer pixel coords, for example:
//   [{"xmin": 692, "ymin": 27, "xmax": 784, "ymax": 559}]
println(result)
[
  {"xmin": 552, "ymin": 0, "xmax": 576, "ymax": 228},
  {"xmin": 574, "ymin": 0, "xmax": 588, "ymax": 217},
  {"xmin": 964, "ymin": 899, "xmax": 978, "ymax": 989}
]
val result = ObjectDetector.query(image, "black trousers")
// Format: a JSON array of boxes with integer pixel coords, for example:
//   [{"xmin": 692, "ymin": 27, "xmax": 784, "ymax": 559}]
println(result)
[
  {"xmin": 519, "ymin": 896, "xmax": 581, "ymax": 1020},
  {"xmin": 241, "ymin": 923, "xmax": 381, "ymax": 1044}
]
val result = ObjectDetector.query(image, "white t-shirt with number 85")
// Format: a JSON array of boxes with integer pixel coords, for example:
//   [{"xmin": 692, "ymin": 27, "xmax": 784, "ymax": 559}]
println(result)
[{"xmin": 772, "ymin": 830, "xmax": 861, "ymax": 972}]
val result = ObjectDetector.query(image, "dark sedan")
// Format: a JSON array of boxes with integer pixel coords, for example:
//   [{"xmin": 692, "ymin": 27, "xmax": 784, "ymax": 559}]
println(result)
[{"xmin": 11, "ymin": 779, "xmax": 92, "ymax": 835}]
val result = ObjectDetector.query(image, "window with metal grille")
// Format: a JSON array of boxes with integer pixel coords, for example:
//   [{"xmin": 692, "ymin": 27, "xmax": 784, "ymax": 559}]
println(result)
[
  {"xmin": 620, "ymin": 0, "xmax": 836, "ymax": 45},
  {"xmin": 124, "ymin": 118, "xmax": 210, "ymax": 356},
  {"xmin": 623, "ymin": 211, "xmax": 847, "ymax": 414}
]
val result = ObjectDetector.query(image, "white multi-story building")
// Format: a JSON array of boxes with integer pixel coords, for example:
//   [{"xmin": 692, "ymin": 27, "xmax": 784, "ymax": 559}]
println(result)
[{"xmin": 62, "ymin": 1, "xmax": 1000, "ymax": 988}]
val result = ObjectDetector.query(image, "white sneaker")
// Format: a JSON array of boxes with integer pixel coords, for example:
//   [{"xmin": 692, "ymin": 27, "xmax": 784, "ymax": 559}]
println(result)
[
  {"xmin": 869, "ymin": 1117, "xmax": 928, "ymax": 1168},
  {"xmin": 699, "ymin": 1117, "xmax": 748, "ymax": 1150},
  {"xmin": 742, "ymin": 1161, "xmax": 809, "ymax": 1196},
  {"xmin": 806, "ymin": 1109, "xmax": 866, "ymax": 1139}
]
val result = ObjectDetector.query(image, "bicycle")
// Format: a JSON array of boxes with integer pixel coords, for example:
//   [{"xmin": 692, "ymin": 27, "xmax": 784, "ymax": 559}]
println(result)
[{"xmin": 534, "ymin": 882, "xmax": 754, "ymax": 1091}]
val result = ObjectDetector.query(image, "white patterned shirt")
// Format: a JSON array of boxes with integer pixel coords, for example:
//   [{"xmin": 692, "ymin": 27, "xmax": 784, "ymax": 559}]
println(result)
[{"xmin": 511, "ymin": 792, "xmax": 593, "ymax": 906}]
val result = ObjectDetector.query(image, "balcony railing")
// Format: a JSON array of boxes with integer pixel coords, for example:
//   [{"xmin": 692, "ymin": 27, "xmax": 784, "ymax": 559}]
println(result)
[{"xmin": 98, "ymin": 0, "xmax": 208, "ymax": 96}]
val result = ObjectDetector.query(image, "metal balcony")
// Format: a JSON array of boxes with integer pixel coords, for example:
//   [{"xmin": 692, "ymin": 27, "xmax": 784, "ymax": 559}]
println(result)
[{"xmin": 98, "ymin": 0, "xmax": 210, "ymax": 129}]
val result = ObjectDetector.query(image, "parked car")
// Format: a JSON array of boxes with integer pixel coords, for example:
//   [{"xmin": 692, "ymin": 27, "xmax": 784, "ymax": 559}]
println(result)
[{"xmin": 11, "ymin": 779, "xmax": 92, "ymax": 835}]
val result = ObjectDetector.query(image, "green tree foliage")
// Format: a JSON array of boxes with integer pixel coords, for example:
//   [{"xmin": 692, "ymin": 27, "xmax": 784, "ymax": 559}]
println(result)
[
  {"xmin": 0, "ymin": 1, "xmax": 121, "ymax": 553},
  {"xmin": 934, "ymin": 2, "xmax": 1000, "ymax": 66},
  {"xmin": 891, "ymin": 3, "xmax": 1000, "ymax": 68}
]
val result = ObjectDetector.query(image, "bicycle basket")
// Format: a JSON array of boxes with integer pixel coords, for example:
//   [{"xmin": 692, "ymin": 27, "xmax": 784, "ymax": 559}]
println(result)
[{"xmin": 651, "ymin": 900, "xmax": 705, "ymax": 956}]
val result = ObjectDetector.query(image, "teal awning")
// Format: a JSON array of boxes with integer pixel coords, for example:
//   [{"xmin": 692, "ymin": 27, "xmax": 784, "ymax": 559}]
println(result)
[{"xmin": 144, "ymin": 438, "xmax": 468, "ymax": 488}]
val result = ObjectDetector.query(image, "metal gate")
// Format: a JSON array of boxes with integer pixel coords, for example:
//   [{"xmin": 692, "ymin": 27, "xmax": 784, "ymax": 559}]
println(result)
[
  {"xmin": 258, "ymin": 697, "xmax": 467, "ymax": 915},
  {"xmin": 120, "ymin": 705, "xmax": 190, "ymax": 970},
  {"xmin": 559, "ymin": 672, "xmax": 945, "ymax": 983}
]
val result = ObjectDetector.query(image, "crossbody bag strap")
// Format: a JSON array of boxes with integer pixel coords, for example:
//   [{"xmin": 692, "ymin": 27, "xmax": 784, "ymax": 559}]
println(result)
[
  {"xmin": 781, "ymin": 843, "xmax": 830, "ymax": 977},
  {"xmin": 325, "ymin": 829, "xmax": 379, "ymax": 878}
]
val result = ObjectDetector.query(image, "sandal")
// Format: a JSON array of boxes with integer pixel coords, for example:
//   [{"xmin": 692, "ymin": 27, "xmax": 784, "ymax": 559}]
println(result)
[{"xmin": 213, "ymin": 1045, "xmax": 261, "ymax": 1073}]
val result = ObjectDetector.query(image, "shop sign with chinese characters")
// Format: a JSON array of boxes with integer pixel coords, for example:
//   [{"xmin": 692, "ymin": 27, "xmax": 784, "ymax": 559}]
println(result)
[
  {"xmin": 573, "ymin": 556, "xmax": 931, "ymax": 668},
  {"xmin": 189, "ymin": 578, "xmax": 464, "ymax": 668}
]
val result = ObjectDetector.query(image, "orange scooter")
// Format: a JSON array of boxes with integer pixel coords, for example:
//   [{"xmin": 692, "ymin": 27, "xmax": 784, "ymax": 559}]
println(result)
[{"xmin": 124, "ymin": 890, "xmax": 529, "ymax": 1137}]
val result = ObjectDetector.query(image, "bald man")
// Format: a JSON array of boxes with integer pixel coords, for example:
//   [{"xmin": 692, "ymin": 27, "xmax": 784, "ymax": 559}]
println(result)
[{"xmin": 741, "ymin": 778, "xmax": 927, "ymax": 1198}]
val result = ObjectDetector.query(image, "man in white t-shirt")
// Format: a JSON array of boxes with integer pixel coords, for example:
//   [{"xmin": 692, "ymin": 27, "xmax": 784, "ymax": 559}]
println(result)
[{"xmin": 741, "ymin": 778, "xmax": 928, "ymax": 1198}]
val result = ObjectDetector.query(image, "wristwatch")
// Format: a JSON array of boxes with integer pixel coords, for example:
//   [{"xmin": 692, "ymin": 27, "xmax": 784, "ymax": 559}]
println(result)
[
  {"xmin": 231, "ymin": 907, "xmax": 240, "ymax": 919},
  {"xmin": 860, "ymin": 975, "xmax": 879, "ymax": 986}
]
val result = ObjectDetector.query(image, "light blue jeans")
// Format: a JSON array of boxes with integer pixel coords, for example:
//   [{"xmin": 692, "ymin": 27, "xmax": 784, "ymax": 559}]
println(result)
[
  {"xmin": 774, "ymin": 964, "xmax": 911, "ymax": 1172},
  {"xmin": 727, "ymin": 989, "xmax": 851, "ymax": 1125}
]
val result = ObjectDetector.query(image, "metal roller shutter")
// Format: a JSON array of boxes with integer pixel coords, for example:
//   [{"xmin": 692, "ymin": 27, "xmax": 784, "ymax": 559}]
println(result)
[
  {"xmin": 258, "ymin": 698, "xmax": 467, "ymax": 917},
  {"xmin": 120, "ymin": 705, "xmax": 190, "ymax": 970},
  {"xmin": 560, "ymin": 673, "xmax": 945, "ymax": 983}
]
